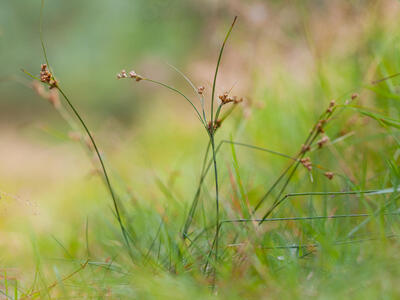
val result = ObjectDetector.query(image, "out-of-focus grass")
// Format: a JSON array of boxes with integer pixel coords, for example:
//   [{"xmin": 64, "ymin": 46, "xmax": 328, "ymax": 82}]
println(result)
[{"xmin": 1, "ymin": 0, "xmax": 400, "ymax": 299}]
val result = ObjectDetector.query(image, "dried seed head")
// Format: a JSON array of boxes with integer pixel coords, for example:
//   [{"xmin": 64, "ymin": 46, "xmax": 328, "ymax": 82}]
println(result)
[
  {"xmin": 300, "ymin": 157, "xmax": 312, "ymax": 171},
  {"xmin": 219, "ymin": 92, "xmax": 229, "ymax": 102},
  {"xmin": 39, "ymin": 64, "xmax": 58, "ymax": 88},
  {"xmin": 351, "ymin": 93, "xmax": 359, "ymax": 100},
  {"xmin": 317, "ymin": 136, "xmax": 329, "ymax": 148},
  {"xmin": 116, "ymin": 69, "xmax": 143, "ymax": 82},
  {"xmin": 324, "ymin": 172, "xmax": 334, "ymax": 180},
  {"xmin": 207, "ymin": 120, "xmax": 222, "ymax": 133},
  {"xmin": 301, "ymin": 144, "xmax": 311, "ymax": 153},
  {"xmin": 316, "ymin": 120, "xmax": 325, "ymax": 133},
  {"xmin": 218, "ymin": 92, "xmax": 243, "ymax": 105},
  {"xmin": 197, "ymin": 86, "xmax": 205, "ymax": 95},
  {"xmin": 121, "ymin": 70, "xmax": 128, "ymax": 78},
  {"xmin": 326, "ymin": 100, "xmax": 336, "ymax": 113},
  {"xmin": 233, "ymin": 97, "xmax": 243, "ymax": 104},
  {"xmin": 129, "ymin": 70, "xmax": 137, "ymax": 78}
]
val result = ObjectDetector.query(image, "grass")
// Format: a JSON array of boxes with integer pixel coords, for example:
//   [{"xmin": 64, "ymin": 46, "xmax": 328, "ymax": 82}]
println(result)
[{"xmin": 2, "ymin": 1, "xmax": 400, "ymax": 299}]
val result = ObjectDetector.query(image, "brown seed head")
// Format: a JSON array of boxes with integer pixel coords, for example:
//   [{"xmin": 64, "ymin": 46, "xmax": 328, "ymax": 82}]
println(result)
[
  {"xmin": 233, "ymin": 97, "xmax": 243, "ymax": 104},
  {"xmin": 219, "ymin": 92, "xmax": 243, "ymax": 105},
  {"xmin": 300, "ymin": 157, "xmax": 312, "ymax": 171},
  {"xmin": 324, "ymin": 172, "xmax": 334, "ymax": 180},
  {"xmin": 121, "ymin": 70, "xmax": 128, "ymax": 78},
  {"xmin": 39, "ymin": 64, "xmax": 58, "ymax": 88},
  {"xmin": 316, "ymin": 120, "xmax": 325, "ymax": 133},
  {"xmin": 351, "ymin": 93, "xmax": 359, "ymax": 100},
  {"xmin": 301, "ymin": 144, "xmax": 311, "ymax": 153},
  {"xmin": 219, "ymin": 92, "xmax": 228, "ymax": 102},
  {"xmin": 116, "ymin": 69, "xmax": 143, "ymax": 82},
  {"xmin": 207, "ymin": 120, "xmax": 222, "ymax": 133},
  {"xmin": 129, "ymin": 70, "xmax": 137, "ymax": 78},
  {"xmin": 197, "ymin": 86, "xmax": 205, "ymax": 95},
  {"xmin": 317, "ymin": 136, "xmax": 329, "ymax": 148}
]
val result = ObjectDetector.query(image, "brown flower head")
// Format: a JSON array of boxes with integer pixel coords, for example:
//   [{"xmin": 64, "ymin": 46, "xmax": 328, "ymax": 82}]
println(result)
[
  {"xmin": 39, "ymin": 64, "xmax": 58, "ymax": 89},
  {"xmin": 300, "ymin": 157, "xmax": 312, "ymax": 171},
  {"xmin": 317, "ymin": 136, "xmax": 329, "ymax": 148}
]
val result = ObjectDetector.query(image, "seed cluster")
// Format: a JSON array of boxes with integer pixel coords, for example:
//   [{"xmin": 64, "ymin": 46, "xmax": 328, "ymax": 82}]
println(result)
[
  {"xmin": 117, "ymin": 69, "xmax": 143, "ymax": 82},
  {"xmin": 317, "ymin": 136, "xmax": 329, "ymax": 148},
  {"xmin": 324, "ymin": 172, "xmax": 334, "ymax": 180},
  {"xmin": 208, "ymin": 119, "xmax": 222, "ymax": 132},
  {"xmin": 218, "ymin": 92, "xmax": 243, "ymax": 105},
  {"xmin": 299, "ymin": 98, "xmax": 341, "ymax": 175},
  {"xmin": 40, "ymin": 64, "xmax": 58, "ymax": 89},
  {"xmin": 300, "ymin": 157, "xmax": 312, "ymax": 171},
  {"xmin": 197, "ymin": 86, "xmax": 205, "ymax": 95}
]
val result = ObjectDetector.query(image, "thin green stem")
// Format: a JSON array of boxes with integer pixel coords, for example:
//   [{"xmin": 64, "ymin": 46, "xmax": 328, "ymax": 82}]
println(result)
[
  {"xmin": 182, "ymin": 141, "xmax": 211, "ymax": 238},
  {"xmin": 57, "ymin": 87, "xmax": 132, "ymax": 258},
  {"xmin": 144, "ymin": 78, "xmax": 206, "ymax": 128},
  {"xmin": 260, "ymin": 187, "xmax": 400, "ymax": 223},
  {"xmin": 40, "ymin": 0, "xmax": 50, "ymax": 68},
  {"xmin": 37, "ymin": 0, "xmax": 132, "ymax": 260},
  {"xmin": 166, "ymin": 63, "xmax": 207, "ymax": 123},
  {"xmin": 210, "ymin": 16, "xmax": 237, "ymax": 128},
  {"xmin": 210, "ymin": 134, "xmax": 220, "ymax": 283}
]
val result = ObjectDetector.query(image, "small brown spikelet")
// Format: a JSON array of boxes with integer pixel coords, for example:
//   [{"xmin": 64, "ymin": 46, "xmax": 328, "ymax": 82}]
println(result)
[
  {"xmin": 301, "ymin": 144, "xmax": 310, "ymax": 153},
  {"xmin": 117, "ymin": 69, "xmax": 143, "ymax": 82},
  {"xmin": 39, "ymin": 64, "xmax": 58, "ymax": 89},
  {"xmin": 324, "ymin": 172, "xmax": 334, "ymax": 180},
  {"xmin": 197, "ymin": 86, "xmax": 205, "ymax": 95},
  {"xmin": 351, "ymin": 93, "xmax": 359, "ymax": 100},
  {"xmin": 316, "ymin": 119, "xmax": 326, "ymax": 133},
  {"xmin": 300, "ymin": 157, "xmax": 312, "ymax": 171},
  {"xmin": 129, "ymin": 71, "xmax": 137, "ymax": 78},
  {"xmin": 219, "ymin": 92, "xmax": 229, "ymax": 103},
  {"xmin": 207, "ymin": 119, "xmax": 222, "ymax": 133},
  {"xmin": 327, "ymin": 100, "xmax": 336, "ymax": 113},
  {"xmin": 317, "ymin": 136, "xmax": 329, "ymax": 148},
  {"xmin": 219, "ymin": 92, "xmax": 243, "ymax": 105}
]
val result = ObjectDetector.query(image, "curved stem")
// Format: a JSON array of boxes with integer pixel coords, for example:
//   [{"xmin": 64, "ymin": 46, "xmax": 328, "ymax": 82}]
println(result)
[
  {"xmin": 57, "ymin": 87, "xmax": 132, "ymax": 258},
  {"xmin": 210, "ymin": 16, "xmax": 237, "ymax": 129},
  {"xmin": 144, "ymin": 78, "xmax": 206, "ymax": 128}
]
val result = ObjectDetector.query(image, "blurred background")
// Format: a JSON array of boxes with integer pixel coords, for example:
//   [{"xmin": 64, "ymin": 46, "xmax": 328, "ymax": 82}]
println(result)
[{"xmin": 1, "ymin": 0, "xmax": 400, "ymax": 293}]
